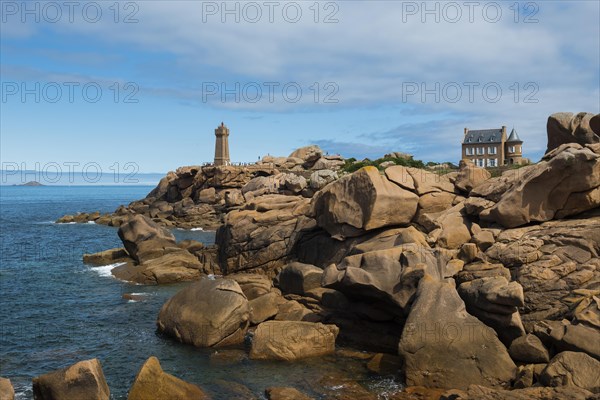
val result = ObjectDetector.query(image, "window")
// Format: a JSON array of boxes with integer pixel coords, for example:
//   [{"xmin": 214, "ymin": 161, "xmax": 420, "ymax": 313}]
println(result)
[
  {"xmin": 477, "ymin": 159, "xmax": 484, "ymax": 167},
  {"xmin": 508, "ymin": 146, "xmax": 516, "ymax": 153},
  {"xmin": 477, "ymin": 136, "xmax": 483, "ymax": 142},
  {"xmin": 488, "ymin": 146, "xmax": 497, "ymax": 155},
  {"xmin": 487, "ymin": 158, "xmax": 497, "ymax": 167},
  {"xmin": 466, "ymin": 147, "xmax": 474, "ymax": 156},
  {"xmin": 476, "ymin": 147, "xmax": 484, "ymax": 155}
]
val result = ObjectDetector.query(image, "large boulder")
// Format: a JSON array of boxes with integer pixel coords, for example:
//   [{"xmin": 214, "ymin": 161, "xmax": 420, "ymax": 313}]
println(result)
[
  {"xmin": 322, "ymin": 245, "xmax": 440, "ymax": 316},
  {"xmin": 454, "ymin": 159, "xmax": 491, "ymax": 194},
  {"xmin": 216, "ymin": 195, "xmax": 315, "ymax": 275},
  {"xmin": 249, "ymin": 321, "xmax": 338, "ymax": 361},
  {"xmin": 117, "ymin": 215, "xmax": 177, "ymax": 263},
  {"xmin": 310, "ymin": 167, "xmax": 419, "ymax": 239},
  {"xmin": 157, "ymin": 278, "xmax": 250, "ymax": 347},
  {"xmin": 540, "ymin": 351, "xmax": 600, "ymax": 393},
  {"xmin": 277, "ymin": 262, "xmax": 323, "ymax": 295},
  {"xmin": 546, "ymin": 112, "xmax": 600, "ymax": 153},
  {"xmin": 549, "ymin": 322, "xmax": 600, "ymax": 360},
  {"xmin": 428, "ymin": 203, "xmax": 472, "ymax": 249},
  {"xmin": 311, "ymin": 157, "xmax": 344, "ymax": 171},
  {"xmin": 457, "ymin": 276, "xmax": 526, "ymax": 345},
  {"xmin": 249, "ymin": 292, "xmax": 285, "ymax": 325},
  {"xmin": 478, "ymin": 144, "xmax": 600, "ymax": 228},
  {"xmin": 508, "ymin": 334, "xmax": 550, "ymax": 363},
  {"xmin": 32, "ymin": 359, "xmax": 110, "ymax": 400},
  {"xmin": 385, "ymin": 165, "xmax": 459, "ymax": 228},
  {"xmin": 309, "ymin": 170, "xmax": 338, "ymax": 190},
  {"xmin": 128, "ymin": 356, "xmax": 209, "ymax": 400},
  {"xmin": 289, "ymin": 145, "xmax": 323, "ymax": 168},
  {"xmin": 398, "ymin": 275, "xmax": 516, "ymax": 390},
  {"xmin": 112, "ymin": 250, "xmax": 202, "ymax": 285},
  {"xmin": 0, "ymin": 377, "xmax": 14, "ymax": 400}
]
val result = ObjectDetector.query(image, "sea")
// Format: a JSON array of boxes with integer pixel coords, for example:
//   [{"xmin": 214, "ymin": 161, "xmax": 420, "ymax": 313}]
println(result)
[{"xmin": 0, "ymin": 185, "xmax": 402, "ymax": 399}]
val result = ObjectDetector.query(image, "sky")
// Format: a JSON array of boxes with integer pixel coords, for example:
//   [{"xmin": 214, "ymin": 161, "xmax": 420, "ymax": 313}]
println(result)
[{"xmin": 1, "ymin": 0, "xmax": 599, "ymax": 176}]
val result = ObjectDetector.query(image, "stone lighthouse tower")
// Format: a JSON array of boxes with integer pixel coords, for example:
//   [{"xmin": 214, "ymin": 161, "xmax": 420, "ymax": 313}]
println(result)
[{"xmin": 214, "ymin": 122, "xmax": 230, "ymax": 166}]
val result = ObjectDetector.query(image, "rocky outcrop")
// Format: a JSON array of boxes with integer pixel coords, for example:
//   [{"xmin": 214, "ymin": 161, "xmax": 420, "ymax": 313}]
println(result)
[
  {"xmin": 32, "ymin": 359, "xmax": 110, "ymax": 400},
  {"xmin": 540, "ymin": 351, "xmax": 600, "ymax": 393},
  {"xmin": 398, "ymin": 276, "xmax": 516, "ymax": 390},
  {"xmin": 311, "ymin": 167, "xmax": 419, "ymax": 239},
  {"xmin": 483, "ymin": 216, "xmax": 600, "ymax": 325},
  {"xmin": 0, "ymin": 377, "xmax": 14, "ymax": 400},
  {"xmin": 85, "ymin": 214, "xmax": 212, "ymax": 284},
  {"xmin": 157, "ymin": 278, "xmax": 250, "ymax": 347},
  {"xmin": 217, "ymin": 195, "xmax": 315, "ymax": 275},
  {"xmin": 473, "ymin": 144, "xmax": 600, "ymax": 228},
  {"xmin": 128, "ymin": 356, "xmax": 209, "ymax": 400},
  {"xmin": 249, "ymin": 321, "xmax": 338, "ymax": 361},
  {"xmin": 546, "ymin": 112, "xmax": 600, "ymax": 153}
]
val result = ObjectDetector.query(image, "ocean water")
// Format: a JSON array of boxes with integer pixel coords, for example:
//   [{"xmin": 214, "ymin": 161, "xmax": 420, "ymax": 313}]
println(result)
[{"xmin": 0, "ymin": 186, "xmax": 400, "ymax": 399}]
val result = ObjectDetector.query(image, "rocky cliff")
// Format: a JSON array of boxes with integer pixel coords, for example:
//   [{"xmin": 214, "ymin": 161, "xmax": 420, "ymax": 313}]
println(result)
[{"xmin": 76, "ymin": 112, "xmax": 600, "ymax": 398}]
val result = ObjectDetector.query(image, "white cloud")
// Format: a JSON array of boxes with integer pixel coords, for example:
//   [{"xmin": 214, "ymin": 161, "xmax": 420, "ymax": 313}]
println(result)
[{"xmin": 2, "ymin": 0, "xmax": 598, "ymax": 164}]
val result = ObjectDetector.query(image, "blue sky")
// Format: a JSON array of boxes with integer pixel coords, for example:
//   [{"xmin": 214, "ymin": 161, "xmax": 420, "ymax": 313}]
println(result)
[{"xmin": 1, "ymin": 0, "xmax": 599, "ymax": 173}]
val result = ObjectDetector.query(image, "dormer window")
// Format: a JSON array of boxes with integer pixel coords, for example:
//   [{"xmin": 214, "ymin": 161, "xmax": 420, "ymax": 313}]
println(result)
[{"xmin": 477, "ymin": 136, "xmax": 483, "ymax": 142}]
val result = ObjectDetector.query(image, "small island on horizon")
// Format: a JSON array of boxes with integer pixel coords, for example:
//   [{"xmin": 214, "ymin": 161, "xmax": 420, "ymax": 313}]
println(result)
[{"xmin": 15, "ymin": 181, "xmax": 45, "ymax": 187}]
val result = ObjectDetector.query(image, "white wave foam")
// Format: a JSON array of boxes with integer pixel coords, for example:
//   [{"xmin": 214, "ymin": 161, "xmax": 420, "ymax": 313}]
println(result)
[
  {"xmin": 190, "ymin": 227, "xmax": 204, "ymax": 231},
  {"xmin": 86, "ymin": 221, "xmax": 96, "ymax": 224},
  {"xmin": 90, "ymin": 262, "xmax": 126, "ymax": 278}
]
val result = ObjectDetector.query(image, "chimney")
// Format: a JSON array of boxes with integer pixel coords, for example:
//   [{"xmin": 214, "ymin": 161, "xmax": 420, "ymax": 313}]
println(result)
[{"xmin": 464, "ymin": 127, "xmax": 468, "ymax": 135}]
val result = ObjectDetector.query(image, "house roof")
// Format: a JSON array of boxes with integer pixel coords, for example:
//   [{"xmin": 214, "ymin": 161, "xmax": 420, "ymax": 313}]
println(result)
[
  {"xmin": 463, "ymin": 129, "xmax": 503, "ymax": 144},
  {"xmin": 507, "ymin": 128, "xmax": 522, "ymax": 143}
]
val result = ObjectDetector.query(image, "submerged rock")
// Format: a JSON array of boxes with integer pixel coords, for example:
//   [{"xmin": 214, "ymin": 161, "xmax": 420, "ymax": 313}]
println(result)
[{"xmin": 265, "ymin": 387, "xmax": 314, "ymax": 400}]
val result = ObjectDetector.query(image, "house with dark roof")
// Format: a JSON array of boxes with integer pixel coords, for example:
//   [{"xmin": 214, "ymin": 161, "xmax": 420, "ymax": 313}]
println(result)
[{"xmin": 462, "ymin": 126, "xmax": 524, "ymax": 167}]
